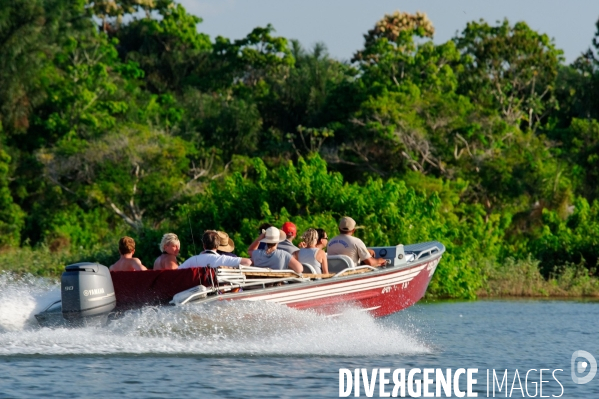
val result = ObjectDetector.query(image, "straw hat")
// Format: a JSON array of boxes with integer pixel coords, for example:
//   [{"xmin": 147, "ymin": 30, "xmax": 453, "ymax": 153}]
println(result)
[
  {"xmin": 259, "ymin": 227, "xmax": 286, "ymax": 244},
  {"xmin": 216, "ymin": 231, "xmax": 235, "ymax": 252}
]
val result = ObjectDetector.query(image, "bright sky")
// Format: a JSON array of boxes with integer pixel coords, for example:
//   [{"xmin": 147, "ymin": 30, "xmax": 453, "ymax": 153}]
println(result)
[{"xmin": 178, "ymin": 0, "xmax": 599, "ymax": 64}]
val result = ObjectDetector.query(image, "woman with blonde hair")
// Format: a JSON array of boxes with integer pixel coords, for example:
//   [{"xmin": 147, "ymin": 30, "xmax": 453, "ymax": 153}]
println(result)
[
  {"xmin": 294, "ymin": 228, "xmax": 328, "ymax": 274},
  {"xmin": 153, "ymin": 233, "xmax": 180, "ymax": 270}
]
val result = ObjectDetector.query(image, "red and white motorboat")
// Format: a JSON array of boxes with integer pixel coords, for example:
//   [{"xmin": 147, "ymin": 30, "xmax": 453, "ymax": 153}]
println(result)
[
  {"xmin": 205, "ymin": 241, "xmax": 444, "ymax": 317},
  {"xmin": 35, "ymin": 241, "xmax": 445, "ymax": 326}
]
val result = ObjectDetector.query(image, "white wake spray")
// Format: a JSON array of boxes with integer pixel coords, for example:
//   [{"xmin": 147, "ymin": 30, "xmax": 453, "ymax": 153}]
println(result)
[
  {"xmin": 0, "ymin": 272, "xmax": 60, "ymax": 333},
  {"xmin": 0, "ymin": 275, "xmax": 429, "ymax": 356}
]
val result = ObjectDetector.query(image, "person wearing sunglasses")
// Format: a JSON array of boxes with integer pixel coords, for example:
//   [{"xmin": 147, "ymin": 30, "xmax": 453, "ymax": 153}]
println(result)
[{"xmin": 315, "ymin": 228, "xmax": 328, "ymax": 250}]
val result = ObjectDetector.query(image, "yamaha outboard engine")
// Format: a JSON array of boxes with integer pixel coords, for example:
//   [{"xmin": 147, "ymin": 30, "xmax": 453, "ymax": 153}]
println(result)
[{"xmin": 60, "ymin": 262, "xmax": 116, "ymax": 326}]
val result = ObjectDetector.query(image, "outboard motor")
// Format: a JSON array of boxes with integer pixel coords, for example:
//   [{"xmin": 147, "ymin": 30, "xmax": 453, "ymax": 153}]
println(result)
[{"xmin": 60, "ymin": 262, "xmax": 116, "ymax": 326}]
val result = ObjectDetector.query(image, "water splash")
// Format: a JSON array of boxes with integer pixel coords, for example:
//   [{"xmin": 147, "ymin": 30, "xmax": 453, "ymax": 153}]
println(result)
[
  {"xmin": 0, "ymin": 275, "xmax": 429, "ymax": 357},
  {"xmin": 0, "ymin": 272, "xmax": 60, "ymax": 333}
]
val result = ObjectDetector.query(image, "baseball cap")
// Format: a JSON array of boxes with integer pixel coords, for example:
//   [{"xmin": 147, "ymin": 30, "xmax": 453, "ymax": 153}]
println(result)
[
  {"xmin": 281, "ymin": 222, "xmax": 297, "ymax": 236},
  {"xmin": 339, "ymin": 216, "xmax": 357, "ymax": 232}
]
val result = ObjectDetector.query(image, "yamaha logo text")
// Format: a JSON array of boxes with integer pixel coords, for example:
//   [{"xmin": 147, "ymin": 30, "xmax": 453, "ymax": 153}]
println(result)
[{"xmin": 83, "ymin": 288, "xmax": 105, "ymax": 297}]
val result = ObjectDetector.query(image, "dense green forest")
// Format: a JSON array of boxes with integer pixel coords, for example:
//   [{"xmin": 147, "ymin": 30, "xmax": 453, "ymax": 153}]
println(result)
[{"xmin": 1, "ymin": 0, "xmax": 599, "ymax": 298}]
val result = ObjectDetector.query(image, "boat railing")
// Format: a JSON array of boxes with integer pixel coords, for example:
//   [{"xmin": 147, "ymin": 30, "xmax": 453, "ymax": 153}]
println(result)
[
  {"xmin": 403, "ymin": 241, "xmax": 445, "ymax": 262},
  {"xmin": 217, "ymin": 266, "xmax": 311, "ymax": 290},
  {"xmin": 235, "ymin": 265, "xmax": 306, "ymax": 279},
  {"xmin": 215, "ymin": 263, "xmax": 383, "ymax": 291},
  {"xmin": 333, "ymin": 265, "xmax": 377, "ymax": 278},
  {"xmin": 412, "ymin": 246, "xmax": 440, "ymax": 261}
]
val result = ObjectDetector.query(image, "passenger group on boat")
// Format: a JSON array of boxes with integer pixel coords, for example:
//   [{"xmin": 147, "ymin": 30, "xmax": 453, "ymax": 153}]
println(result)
[
  {"xmin": 109, "ymin": 216, "xmax": 388, "ymax": 275},
  {"xmin": 36, "ymin": 218, "xmax": 445, "ymax": 326}
]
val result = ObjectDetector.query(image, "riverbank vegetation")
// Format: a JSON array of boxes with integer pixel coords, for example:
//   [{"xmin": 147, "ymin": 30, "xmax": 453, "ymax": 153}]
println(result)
[{"xmin": 1, "ymin": 1, "xmax": 599, "ymax": 298}]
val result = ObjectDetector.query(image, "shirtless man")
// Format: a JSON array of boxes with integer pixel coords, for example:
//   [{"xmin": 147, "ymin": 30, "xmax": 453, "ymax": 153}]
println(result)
[
  {"xmin": 153, "ymin": 233, "xmax": 180, "ymax": 270},
  {"xmin": 110, "ymin": 236, "xmax": 148, "ymax": 271}
]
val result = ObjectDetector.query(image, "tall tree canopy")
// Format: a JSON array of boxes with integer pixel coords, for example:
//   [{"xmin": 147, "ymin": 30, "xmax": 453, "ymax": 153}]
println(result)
[{"xmin": 1, "ymin": 2, "xmax": 599, "ymax": 298}]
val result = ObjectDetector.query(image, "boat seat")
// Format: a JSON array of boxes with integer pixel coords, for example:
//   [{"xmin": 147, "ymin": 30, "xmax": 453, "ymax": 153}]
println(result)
[
  {"xmin": 326, "ymin": 255, "xmax": 355, "ymax": 273},
  {"xmin": 301, "ymin": 263, "xmax": 317, "ymax": 274}
]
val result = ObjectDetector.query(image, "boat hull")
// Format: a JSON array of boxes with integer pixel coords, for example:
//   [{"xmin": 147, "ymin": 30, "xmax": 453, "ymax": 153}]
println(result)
[
  {"xmin": 35, "ymin": 241, "xmax": 444, "ymax": 326},
  {"xmin": 214, "ymin": 253, "xmax": 441, "ymax": 317}
]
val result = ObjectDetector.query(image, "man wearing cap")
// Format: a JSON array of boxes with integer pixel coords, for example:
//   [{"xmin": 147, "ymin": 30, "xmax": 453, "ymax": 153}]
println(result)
[
  {"xmin": 179, "ymin": 230, "xmax": 252, "ymax": 269},
  {"xmin": 327, "ymin": 217, "xmax": 387, "ymax": 267},
  {"xmin": 278, "ymin": 222, "xmax": 300, "ymax": 254},
  {"xmin": 248, "ymin": 226, "xmax": 303, "ymax": 273}
]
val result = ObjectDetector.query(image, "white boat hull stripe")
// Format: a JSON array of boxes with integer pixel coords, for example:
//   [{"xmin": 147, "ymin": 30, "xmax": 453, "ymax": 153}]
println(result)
[
  {"xmin": 274, "ymin": 274, "xmax": 422, "ymax": 304},
  {"xmin": 269, "ymin": 270, "xmax": 423, "ymax": 304},
  {"xmin": 241, "ymin": 265, "xmax": 426, "ymax": 303},
  {"xmin": 242, "ymin": 266, "xmax": 424, "ymax": 302}
]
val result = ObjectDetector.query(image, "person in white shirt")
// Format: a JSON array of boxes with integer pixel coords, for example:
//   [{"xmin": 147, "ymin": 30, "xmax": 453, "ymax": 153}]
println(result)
[
  {"xmin": 327, "ymin": 217, "xmax": 387, "ymax": 267},
  {"xmin": 179, "ymin": 230, "xmax": 252, "ymax": 269}
]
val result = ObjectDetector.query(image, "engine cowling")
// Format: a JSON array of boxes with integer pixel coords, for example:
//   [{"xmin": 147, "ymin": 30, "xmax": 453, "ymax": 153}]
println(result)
[{"xmin": 61, "ymin": 262, "xmax": 116, "ymax": 324}]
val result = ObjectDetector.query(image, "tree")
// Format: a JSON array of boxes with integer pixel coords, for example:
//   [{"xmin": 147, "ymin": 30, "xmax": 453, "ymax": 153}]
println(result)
[
  {"xmin": 9, "ymin": 27, "xmax": 147, "ymax": 235},
  {"xmin": 0, "ymin": 0, "xmax": 90, "ymax": 135},
  {"xmin": 0, "ymin": 146, "xmax": 25, "ymax": 247},
  {"xmin": 32, "ymin": 33, "xmax": 142, "ymax": 146},
  {"xmin": 88, "ymin": 0, "xmax": 174, "ymax": 32},
  {"xmin": 178, "ymin": 89, "xmax": 263, "ymax": 160},
  {"xmin": 257, "ymin": 41, "xmax": 348, "ymax": 156},
  {"xmin": 335, "ymin": 11, "xmax": 477, "ymax": 178},
  {"xmin": 353, "ymin": 10, "xmax": 434, "ymax": 64},
  {"xmin": 528, "ymin": 197, "xmax": 599, "ymax": 276},
  {"xmin": 549, "ymin": 118, "xmax": 599, "ymax": 202},
  {"xmin": 38, "ymin": 125, "xmax": 199, "ymax": 231},
  {"xmin": 352, "ymin": 11, "xmax": 441, "ymax": 90},
  {"xmin": 553, "ymin": 17, "xmax": 599, "ymax": 123},
  {"xmin": 204, "ymin": 24, "xmax": 293, "ymax": 91},
  {"xmin": 115, "ymin": 2, "xmax": 212, "ymax": 93},
  {"xmin": 455, "ymin": 19, "xmax": 563, "ymax": 131}
]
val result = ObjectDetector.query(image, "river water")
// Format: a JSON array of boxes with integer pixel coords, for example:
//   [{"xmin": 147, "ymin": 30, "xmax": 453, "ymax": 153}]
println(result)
[{"xmin": 1, "ymin": 272, "xmax": 599, "ymax": 398}]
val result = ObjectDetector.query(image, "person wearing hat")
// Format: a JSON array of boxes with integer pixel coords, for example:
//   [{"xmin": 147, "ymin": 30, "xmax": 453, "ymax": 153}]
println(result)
[
  {"xmin": 216, "ymin": 231, "xmax": 238, "ymax": 257},
  {"xmin": 247, "ymin": 226, "xmax": 303, "ymax": 273},
  {"xmin": 179, "ymin": 230, "xmax": 252, "ymax": 269},
  {"xmin": 278, "ymin": 221, "xmax": 300, "ymax": 254},
  {"xmin": 255, "ymin": 223, "xmax": 273, "ymax": 251},
  {"xmin": 327, "ymin": 217, "xmax": 387, "ymax": 267},
  {"xmin": 153, "ymin": 233, "xmax": 180, "ymax": 270}
]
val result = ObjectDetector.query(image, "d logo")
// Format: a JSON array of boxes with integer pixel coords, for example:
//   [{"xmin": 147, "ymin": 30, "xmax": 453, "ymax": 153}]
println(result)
[{"xmin": 571, "ymin": 350, "xmax": 597, "ymax": 384}]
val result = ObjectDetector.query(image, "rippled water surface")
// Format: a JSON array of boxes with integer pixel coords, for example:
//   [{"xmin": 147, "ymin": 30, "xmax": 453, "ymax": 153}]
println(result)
[{"xmin": 1, "ymin": 272, "xmax": 599, "ymax": 398}]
